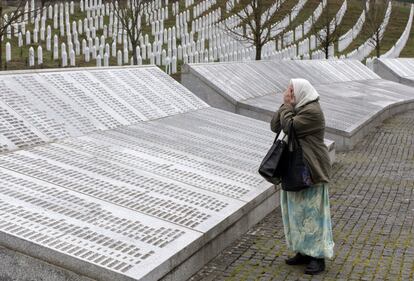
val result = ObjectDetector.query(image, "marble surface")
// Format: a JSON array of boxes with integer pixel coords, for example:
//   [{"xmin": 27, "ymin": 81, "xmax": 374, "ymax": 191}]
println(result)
[
  {"xmin": 185, "ymin": 60, "xmax": 414, "ymax": 136},
  {"xmin": 0, "ymin": 67, "xmax": 275, "ymax": 281},
  {"xmin": 0, "ymin": 66, "xmax": 208, "ymax": 152},
  {"xmin": 374, "ymin": 58, "xmax": 414, "ymax": 87},
  {"xmin": 376, "ymin": 58, "xmax": 414, "ymax": 78},
  {"xmin": 185, "ymin": 60, "xmax": 380, "ymax": 103}
]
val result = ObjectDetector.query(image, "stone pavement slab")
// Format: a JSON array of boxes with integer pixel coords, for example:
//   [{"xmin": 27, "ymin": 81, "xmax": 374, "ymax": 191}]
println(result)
[{"xmin": 188, "ymin": 110, "xmax": 414, "ymax": 281}]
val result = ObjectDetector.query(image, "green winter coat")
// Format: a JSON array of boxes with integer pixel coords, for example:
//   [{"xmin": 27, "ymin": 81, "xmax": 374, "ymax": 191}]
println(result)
[{"xmin": 270, "ymin": 99, "xmax": 331, "ymax": 184}]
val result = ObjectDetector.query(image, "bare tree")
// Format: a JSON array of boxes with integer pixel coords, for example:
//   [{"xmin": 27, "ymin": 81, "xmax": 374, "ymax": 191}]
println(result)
[
  {"xmin": 0, "ymin": 0, "xmax": 49, "ymax": 68},
  {"xmin": 112, "ymin": 0, "xmax": 151, "ymax": 65},
  {"xmin": 364, "ymin": 0, "xmax": 392, "ymax": 58},
  {"xmin": 223, "ymin": 0, "xmax": 288, "ymax": 60},
  {"xmin": 311, "ymin": 2, "xmax": 342, "ymax": 59}
]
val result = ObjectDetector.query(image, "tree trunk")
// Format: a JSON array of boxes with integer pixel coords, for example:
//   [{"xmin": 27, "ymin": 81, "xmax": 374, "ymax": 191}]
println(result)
[
  {"xmin": 0, "ymin": 5, "xmax": 3, "ymax": 69},
  {"xmin": 279, "ymin": 34, "xmax": 283, "ymax": 49},
  {"xmin": 375, "ymin": 32, "xmax": 380, "ymax": 57},
  {"xmin": 255, "ymin": 44, "xmax": 262, "ymax": 60},
  {"xmin": 132, "ymin": 42, "xmax": 138, "ymax": 65},
  {"xmin": 325, "ymin": 19, "xmax": 331, "ymax": 59},
  {"xmin": 253, "ymin": 1, "xmax": 262, "ymax": 61},
  {"xmin": 0, "ymin": 37, "xmax": 3, "ymax": 70}
]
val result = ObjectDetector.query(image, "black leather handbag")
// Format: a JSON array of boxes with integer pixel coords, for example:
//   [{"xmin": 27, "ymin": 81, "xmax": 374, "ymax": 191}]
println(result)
[
  {"xmin": 281, "ymin": 123, "xmax": 313, "ymax": 191},
  {"xmin": 258, "ymin": 130, "xmax": 288, "ymax": 184}
]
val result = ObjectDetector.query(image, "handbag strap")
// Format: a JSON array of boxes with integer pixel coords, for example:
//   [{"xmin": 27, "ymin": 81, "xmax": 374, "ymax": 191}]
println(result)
[
  {"xmin": 287, "ymin": 122, "xmax": 302, "ymax": 151},
  {"xmin": 272, "ymin": 128, "xmax": 282, "ymax": 144}
]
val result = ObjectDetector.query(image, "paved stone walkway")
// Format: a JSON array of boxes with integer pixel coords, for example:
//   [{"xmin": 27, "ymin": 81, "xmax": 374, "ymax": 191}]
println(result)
[{"xmin": 188, "ymin": 110, "xmax": 414, "ymax": 281}]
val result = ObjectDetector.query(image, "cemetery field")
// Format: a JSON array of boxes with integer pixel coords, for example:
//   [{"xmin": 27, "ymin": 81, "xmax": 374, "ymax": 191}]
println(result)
[
  {"xmin": 2, "ymin": 3, "xmax": 165, "ymax": 70},
  {"xmin": 282, "ymin": 0, "xmax": 320, "ymax": 31},
  {"xmin": 375, "ymin": 3, "xmax": 412, "ymax": 58},
  {"xmin": 0, "ymin": 0, "xmax": 282, "ymax": 72},
  {"xmin": 1, "ymin": 0, "xmax": 413, "ymax": 74},
  {"xmin": 337, "ymin": 3, "xmax": 376, "ymax": 56},
  {"xmin": 333, "ymin": 0, "xmax": 363, "ymax": 45}
]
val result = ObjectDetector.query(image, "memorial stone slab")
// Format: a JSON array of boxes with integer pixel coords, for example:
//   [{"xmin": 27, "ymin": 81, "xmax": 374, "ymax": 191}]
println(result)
[
  {"xmin": 373, "ymin": 58, "xmax": 414, "ymax": 87},
  {"xmin": 5, "ymin": 42, "xmax": 11, "ymax": 62},
  {"xmin": 182, "ymin": 60, "xmax": 414, "ymax": 151},
  {"xmin": 0, "ymin": 66, "xmax": 276, "ymax": 281}
]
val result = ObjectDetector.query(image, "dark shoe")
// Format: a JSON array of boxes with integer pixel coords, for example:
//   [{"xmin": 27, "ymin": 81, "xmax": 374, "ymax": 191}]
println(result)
[
  {"xmin": 285, "ymin": 253, "xmax": 311, "ymax": 265},
  {"xmin": 304, "ymin": 258, "xmax": 325, "ymax": 275}
]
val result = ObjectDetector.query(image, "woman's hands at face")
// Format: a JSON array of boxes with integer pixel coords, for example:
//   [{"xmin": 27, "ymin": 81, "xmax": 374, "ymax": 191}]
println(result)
[{"xmin": 283, "ymin": 85, "xmax": 295, "ymax": 106}]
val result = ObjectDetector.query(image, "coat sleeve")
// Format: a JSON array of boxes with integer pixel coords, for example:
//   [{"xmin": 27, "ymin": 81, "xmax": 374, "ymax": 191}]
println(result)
[
  {"xmin": 278, "ymin": 103, "xmax": 323, "ymax": 138},
  {"xmin": 270, "ymin": 104, "xmax": 285, "ymax": 133},
  {"xmin": 270, "ymin": 110, "xmax": 281, "ymax": 133}
]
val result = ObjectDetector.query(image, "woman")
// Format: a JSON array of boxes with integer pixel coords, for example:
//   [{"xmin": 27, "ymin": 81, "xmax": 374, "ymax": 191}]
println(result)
[{"xmin": 270, "ymin": 78, "xmax": 334, "ymax": 275}]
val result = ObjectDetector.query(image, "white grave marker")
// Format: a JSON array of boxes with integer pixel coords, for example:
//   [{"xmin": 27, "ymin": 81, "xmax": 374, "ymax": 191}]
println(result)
[
  {"xmin": 26, "ymin": 31, "xmax": 31, "ymax": 45},
  {"xmin": 85, "ymin": 46, "xmax": 90, "ymax": 61},
  {"xmin": 69, "ymin": 49, "xmax": 76, "ymax": 66},
  {"xmin": 37, "ymin": 46, "xmax": 43, "ymax": 65},
  {"xmin": 104, "ymin": 53, "xmax": 109, "ymax": 66},
  {"xmin": 28, "ymin": 47, "xmax": 35, "ymax": 66},
  {"xmin": 5, "ymin": 42, "xmax": 11, "ymax": 62},
  {"xmin": 117, "ymin": 50, "xmax": 122, "ymax": 65}
]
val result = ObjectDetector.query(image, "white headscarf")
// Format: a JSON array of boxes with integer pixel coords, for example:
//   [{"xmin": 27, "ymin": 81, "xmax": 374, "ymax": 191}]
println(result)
[{"xmin": 289, "ymin": 78, "xmax": 319, "ymax": 109}]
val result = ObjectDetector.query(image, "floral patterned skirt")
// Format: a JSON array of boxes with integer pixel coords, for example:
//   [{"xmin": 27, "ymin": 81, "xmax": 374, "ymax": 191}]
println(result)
[{"xmin": 280, "ymin": 183, "xmax": 334, "ymax": 259}]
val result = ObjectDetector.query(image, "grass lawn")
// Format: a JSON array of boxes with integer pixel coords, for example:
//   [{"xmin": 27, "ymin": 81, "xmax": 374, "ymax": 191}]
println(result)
[
  {"xmin": 400, "ymin": 4, "xmax": 414, "ymax": 57},
  {"xmin": 301, "ymin": 0, "xmax": 342, "ymax": 52},
  {"xmin": 284, "ymin": 0, "xmax": 320, "ymax": 31},
  {"xmin": 367, "ymin": 2, "xmax": 411, "ymax": 57},
  {"xmin": 333, "ymin": 0, "xmax": 364, "ymax": 53},
  {"xmin": 338, "ymin": 1, "xmax": 413, "ymax": 59}
]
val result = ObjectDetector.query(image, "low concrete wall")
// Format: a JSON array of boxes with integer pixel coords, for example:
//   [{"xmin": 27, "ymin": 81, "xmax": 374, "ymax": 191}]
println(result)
[
  {"xmin": 161, "ymin": 188, "xmax": 279, "ymax": 281},
  {"xmin": 373, "ymin": 59, "xmax": 402, "ymax": 84},
  {"xmin": 181, "ymin": 69, "xmax": 237, "ymax": 113},
  {"xmin": 311, "ymin": 100, "xmax": 414, "ymax": 151},
  {"xmin": 373, "ymin": 59, "xmax": 414, "ymax": 88}
]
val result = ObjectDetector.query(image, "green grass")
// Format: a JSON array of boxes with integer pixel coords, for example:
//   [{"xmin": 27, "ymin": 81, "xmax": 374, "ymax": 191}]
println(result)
[
  {"xmin": 304, "ymin": 0, "xmax": 342, "ymax": 48},
  {"xmin": 338, "ymin": 1, "xmax": 414, "ymax": 59},
  {"xmin": 284, "ymin": 0, "xmax": 320, "ymax": 32},
  {"xmin": 333, "ymin": 0, "xmax": 364, "ymax": 52},
  {"xmin": 339, "ymin": 2, "xmax": 388, "ymax": 56},
  {"xmin": 283, "ymin": 0, "xmax": 413, "ymax": 59},
  {"xmin": 278, "ymin": 0, "xmax": 366, "ymax": 54},
  {"xmin": 400, "ymin": 5, "xmax": 414, "ymax": 57},
  {"xmin": 368, "ymin": 3, "xmax": 411, "ymax": 57},
  {"xmin": 272, "ymin": 0, "xmax": 303, "ymax": 23},
  {"xmin": 274, "ymin": 0, "xmax": 342, "ymax": 49}
]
